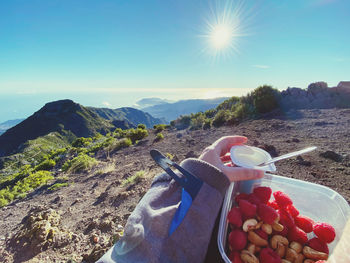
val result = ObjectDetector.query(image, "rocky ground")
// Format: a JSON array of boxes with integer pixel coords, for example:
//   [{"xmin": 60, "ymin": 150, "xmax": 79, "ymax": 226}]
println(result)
[{"xmin": 0, "ymin": 108, "xmax": 349, "ymax": 262}]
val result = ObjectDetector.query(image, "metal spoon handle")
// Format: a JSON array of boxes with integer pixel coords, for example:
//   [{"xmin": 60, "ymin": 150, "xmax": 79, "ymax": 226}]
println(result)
[{"xmin": 260, "ymin": 146, "xmax": 317, "ymax": 166}]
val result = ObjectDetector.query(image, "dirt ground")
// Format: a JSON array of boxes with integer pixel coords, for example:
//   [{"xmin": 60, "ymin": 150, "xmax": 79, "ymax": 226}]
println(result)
[{"xmin": 0, "ymin": 108, "xmax": 349, "ymax": 262}]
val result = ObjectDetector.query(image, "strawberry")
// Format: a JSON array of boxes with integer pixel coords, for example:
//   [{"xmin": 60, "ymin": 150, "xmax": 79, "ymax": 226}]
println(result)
[
  {"xmin": 253, "ymin": 186, "xmax": 272, "ymax": 204},
  {"xmin": 286, "ymin": 204, "xmax": 299, "ymax": 218},
  {"xmin": 287, "ymin": 226, "xmax": 308, "ymax": 245},
  {"xmin": 227, "ymin": 207, "xmax": 243, "ymax": 228},
  {"xmin": 273, "ymin": 191, "xmax": 293, "ymax": 208},
  {"xmin": 239, "ymin": 199, "xmax": 257, "ymax": 218},
  {"xmin": 295, "ymin": 215, "xmax": 314, "ymax": 233},
  {"xmin": 258, "ymin": 204, "xmax": 278, "ymax": 224},
  {"xmin": 228, "ymin": 229, "xmax": 247, "ymax": 251},
  {"xmin": 307, "ymin": 237, "xmax": 329, "ymax": 254},
  {"xmin": 259, "ymin": 247, "xmax": 281, "ymax": 263},
  {"xmin": 235, "ymin": 193, "xmax": 249, "ymax": 204},
  {"xmin": 229, "ymin": 251, "xmax": 243, "ymax": 263},
  {"xmin": 313, "ymin": 222, "xmax": 336, "ymax": 243}
]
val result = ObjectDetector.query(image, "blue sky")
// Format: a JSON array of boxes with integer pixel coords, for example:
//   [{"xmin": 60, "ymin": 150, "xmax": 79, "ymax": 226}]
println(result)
[{"xmin": 0, "ymin": 0, "xmax": 349, "ymax": 122}]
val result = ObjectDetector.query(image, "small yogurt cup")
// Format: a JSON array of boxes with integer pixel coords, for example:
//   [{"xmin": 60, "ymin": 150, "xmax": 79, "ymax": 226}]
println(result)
[{"xmin": 230, "ymin": 145, "xmax": 276, "ymax": 172}]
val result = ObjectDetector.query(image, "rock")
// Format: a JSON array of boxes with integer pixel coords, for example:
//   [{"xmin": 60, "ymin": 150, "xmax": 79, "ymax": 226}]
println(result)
[
  {"xmin": 260, "ymin": 144, "xmax": 279, "ymax": 157},
  {"xmin": 185, "ymin": 150, "xmax": 197, "ymax": 158},
  {"xmin": 315, "ymin": 121, "xmax": 328, "ymax": 126},
  {"xmin": 296, "ymin": 156, "xmax": 311, "ymax": 166},
  {"xmin": 320, "ymin": 151, "xmax": 343, "ymax": 162},
  {"xmin": 292, "ymin": 138, "xmax": 300, "ymax": 143},
  {"xmin": 176, "ymin": 133, "xmax": 182, "ymax": 138}
]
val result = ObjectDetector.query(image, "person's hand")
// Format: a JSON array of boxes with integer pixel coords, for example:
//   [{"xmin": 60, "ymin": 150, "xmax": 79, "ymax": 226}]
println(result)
[{"xmin": 199, "ymin": 135, "xmax": 264, "ymax": 182}]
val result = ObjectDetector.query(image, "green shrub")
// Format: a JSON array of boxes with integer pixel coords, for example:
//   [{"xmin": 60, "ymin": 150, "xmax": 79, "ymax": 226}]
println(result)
[
  {"xmin": 153, "ymin": 124, "xmax": 167, "ymax": 132},
  {"xmin": 121, "ymin": 170, "xmax": 145, "ymax": 187},
  {"xmin": 190, "ymin": 113, "xmax": 206, "ymax": 130},
  {"xmin": 126, "ymin": 128, "xmax": 148, "ymax": 143},
  {"xmin": 34, "ymin": 159, "xmax": 56, "ymax": 171},
  {"xmin": 48, "ymin": 182, "xmax": 69, "ymax": 191},
  {"xmin": 72, "ymin": 137, "xmax": 93, "ymax": 148},
  {"xmin": 212, "ymin": 110, "xmax": 229, "ymax": 127},
  {"xmin": 155, "ymin": 133, "xmax": 164, "ymax": 141},
  {"xmin": 202, "ymin": 119, "xmax": 211, "ymax": 130},
  {"xmin": 107, "ymin": 138, "xmax": 132, "ymax": 152},
  {"xmin": 62, "ymin": 153, "xmax": 97, "ymax": 173},
  {"xmin": 204, "ymin": 109, "xmax": 217, "ymax": 118},
  {"xmin": 137, "ymin": 124, "xmax": 146, "ymax": 129},
  {"xmin": 251, "ymin": 85, "xmax": 279, "ymax": 114},
  {"xmin": 173, "ymin": 115, "xmax": 191, "ymax": 130}
]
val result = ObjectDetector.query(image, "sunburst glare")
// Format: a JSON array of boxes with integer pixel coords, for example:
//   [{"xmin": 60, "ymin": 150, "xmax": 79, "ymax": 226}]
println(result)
[{"xmin": 200, "ymin": 0, "xmax": 253, "ymax": 61}]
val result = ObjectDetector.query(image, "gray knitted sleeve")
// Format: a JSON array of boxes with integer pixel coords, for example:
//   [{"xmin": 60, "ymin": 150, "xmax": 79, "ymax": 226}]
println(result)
[{"xmin": 97, "ymin": 158, "xmax": 230, "ymax": 263}]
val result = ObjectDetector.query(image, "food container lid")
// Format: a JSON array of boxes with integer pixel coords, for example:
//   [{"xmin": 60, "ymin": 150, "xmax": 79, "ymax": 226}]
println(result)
[{"xmin": 230, "ymin": 145, "xmax": 276, "ymax": 172}]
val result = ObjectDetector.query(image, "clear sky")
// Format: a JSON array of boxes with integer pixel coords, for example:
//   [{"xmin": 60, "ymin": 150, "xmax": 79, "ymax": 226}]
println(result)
[{"xmin": 0, "ymin": 0, "xmax": 349, "ymax": 122}]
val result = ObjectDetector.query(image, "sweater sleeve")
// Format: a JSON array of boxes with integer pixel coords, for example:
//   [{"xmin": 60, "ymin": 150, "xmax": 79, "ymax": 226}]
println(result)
[{"xmin": 97, "ymin": 158, "xmax": 230, "ymax": 263}]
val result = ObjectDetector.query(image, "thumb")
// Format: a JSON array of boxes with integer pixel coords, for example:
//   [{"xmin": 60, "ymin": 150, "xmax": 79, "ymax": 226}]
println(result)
[{"xmin": 221, "ymin": 166, "xmax": 264, "ymax": 182}]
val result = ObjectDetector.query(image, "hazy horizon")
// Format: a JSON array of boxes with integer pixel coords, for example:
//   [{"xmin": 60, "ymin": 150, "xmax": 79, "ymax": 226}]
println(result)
[{"xmin": 1, "ymin": 0, "xmax": 349, "ymax": 122}]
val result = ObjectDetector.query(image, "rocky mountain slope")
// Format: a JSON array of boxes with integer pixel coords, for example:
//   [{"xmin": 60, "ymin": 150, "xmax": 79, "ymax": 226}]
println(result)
[
  {"xmin": 0, "ymin": 108, "xmax": 349, "ymax": 262},
  {"xmin": 0, "ymin": 100, "xmax": 163, "ymax": 157}
]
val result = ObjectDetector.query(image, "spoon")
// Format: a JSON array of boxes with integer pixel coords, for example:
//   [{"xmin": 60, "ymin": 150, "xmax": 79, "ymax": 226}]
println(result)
[{"xmin": 257, "ymin": 146, "xmax": 317, "ymax": 167}]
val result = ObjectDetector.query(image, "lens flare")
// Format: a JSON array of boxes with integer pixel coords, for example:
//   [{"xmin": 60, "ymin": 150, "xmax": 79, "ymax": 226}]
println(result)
[{"xmin": 199, "ymin": 0, "xmax": 253, "ymax": 60}]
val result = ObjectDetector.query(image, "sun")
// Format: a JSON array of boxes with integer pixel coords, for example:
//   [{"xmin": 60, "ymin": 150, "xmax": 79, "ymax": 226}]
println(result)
[
  {"xmin": 210, "ymin": 23, "xmax": 233, "ymax": 50},
  {"xmin": 200, "ymin": 0, "xmax": 250, "ymax": 60}
]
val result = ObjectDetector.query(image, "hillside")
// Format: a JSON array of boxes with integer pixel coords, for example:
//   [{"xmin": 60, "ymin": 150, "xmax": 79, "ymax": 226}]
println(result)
[
  {"xmin": 88, "ymin": 107, "xmax": 163, "ymax": 128},
  {"xmin": 0, "ymin": 119, "xmax": 24, "ymax": 135},
  {"xmin": 142, "ymin": 97, "xmax": 228, "ymax": 122},
  {"xmin": 0, "ymin": 108, "xmax": 349, "ymax": 262}
]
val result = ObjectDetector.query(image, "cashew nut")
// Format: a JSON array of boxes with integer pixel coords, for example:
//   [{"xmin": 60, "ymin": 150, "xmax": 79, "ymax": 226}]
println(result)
[
  {"xmin": 255, "ymin": 221, "xmax": 263, "ymax": 229},
  {"xmin": 262, "ymin": 223, "xmax": 272, "ymax": 235},
  {"xmin": 281, "ymin": 260, "xmax": 292, "ymax": 263},
  {"xmin": 270, "ymin": 235, "xmax": 289, "ymax": 249},
  {"xmin": 276, "ymin": 242, "xmax": 286, "ymax": 258},
  {"xmin": 243, "ymin": 219, "xmax": 258, "ymax": 232},
  {"xmin": 247, "ymin": 243, "xmax": 255, "ymax": 254},
  {"xmin": 285, "ymin": 247, "xmax": 299, "ymax": 262},
  {"xmin": 240, "ymin": 250, "xmax": 259, "ymax": 263},
  {"xmin": 303, "ymin": 246, "xmax": 328, "ymax": 260},
  {"xmin": 248, "ymin": 231, "xmax": 268, "ymax": 247},
  {"xmin": 290, "ymin": 241, "xmax": 303, "ymax": 254},
  {"xmin": 295, "ymin": 253, "xmax": 305, "ymax": 263},
  {"xmin": 272, "ymin": 221, "xmax": 284, "ymax": 232},
  {"xmin": 303, "ymin": 260, "xmax": 315, "ymax": 263}
]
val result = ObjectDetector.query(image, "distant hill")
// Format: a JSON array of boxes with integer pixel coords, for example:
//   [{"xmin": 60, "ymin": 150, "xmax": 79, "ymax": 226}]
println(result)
[
  {"xmin": 134, "ymin": 97, "xmax": 173, "ymax": 108},
  {"xmin": 141, "ymin": 97, "xmax": 229, "ymax": 122},
  {"xmin": 0, "ymin": 100, "xmax": 163, "ymax": 157},
  {"xmin": 88, "ymin": 107, "xmax": 163, "ymax": 128},
  {"xmin": 0, "ymin": 119, "xmax": 24, "ymax": 135}
]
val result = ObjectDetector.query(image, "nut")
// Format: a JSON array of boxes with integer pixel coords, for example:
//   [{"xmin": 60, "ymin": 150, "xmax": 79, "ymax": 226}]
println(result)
[
  {"xmin": 295, "ymin": 253, "xmax": 304, "ymax": 263},
  {"xmin": 271, "ymin": 235, "xmax": 289, "ymax": 249},
  {"xmin": 276, "ymin": 242, "xmax": 286, "ymax": 258},
  {"xmin": 240, "ymin": 250, "xmax": 259, "ymax": 263},
  {"xmin": 290, "ymin": 241, "xmax": 303, "ymax": 254},
  {"xmin": 303, "ymin": 246, "xmax": 328, "ymax": 260},
  {"xmin": 247, "ymin": 243, "xmax": 255, "ymax": 254},
  {"xmin": 255, "ymin": 221, "xmax": 264, "ymax": 229},
  {"xmin": 262, "ymin": 223, "xmax": 272, "ymax": 235},
  {"xmin": 286, "ymin": 247, "xmax": 298, "ymax": 262},
  {"xmin": 281, "ymin": 260, "xmax": 292, "ymax": 263},
  {"xmin": 243, "ymin": 219, "xmax": 258, "ymax": 232},
  {"xmin": 248, "ymin": 231, "xmax": 268, "ymax": 247},
  {"xmin": 304, "ymin": 260, "xmax": 315, "ymax": 263},
  {"xmin": 272, "ymin": 222, "xmax": 284, "ymax": 232}
]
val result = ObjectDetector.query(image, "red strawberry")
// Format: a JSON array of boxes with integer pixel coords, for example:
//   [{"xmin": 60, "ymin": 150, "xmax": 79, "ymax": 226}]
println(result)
[
  {"xmin": 253, "ymin": 186, "xmax": 272, "ymax": 204},
  {"xmin": 286, "ymin": 204, "xmax": 299, "ymax": 218},
  {"xmin": 267, "ymin": 200, "xmax": 279, "ymax": 210},
  {"xmin": 228, "ymin": 229, "xmax": 247, "ymax": 251},
  {"xmin": 227, "ymin": 207, "xmax": 243, "ymax": 228},
  {"xmin": 247, "ymin": 193, "xmax": 262, "ymax": 206},
  {"xmin": 229, "ymin": 251, "xmax": 243, "ymax": 263},
  {"xmin": 259, "ymin": 247, "xmax": 281, "ymax": 263},
  {"xmin": 258, "ymin": 204, "xmax": 278, "ymax": 224},
  {"xmin": 295, "ymin": 215, "xmax": 314, "ymax": 233},
  {"xmin": 239, "ymin": 200, "xmax": 257, "ymax": 218},
  {"xmin": 307, "ymin": 237, "xmax": 329, "ymax": 254},
  {"xmin": 273, "ymin": 191, "xmax": 293, "ymax": 208},
  {"xmin": 235, "ymin": 193, "xmax": 249, "ymax": 204},
  {"xmin": 314, "ymin": 222, "xmax": 336, "ymax": 243},
  {"xmin": 287, "ymin": 226, "xmax": 308, "ymax": 244}
]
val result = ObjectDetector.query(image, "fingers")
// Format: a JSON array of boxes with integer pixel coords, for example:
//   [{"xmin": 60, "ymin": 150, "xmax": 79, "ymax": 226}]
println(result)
[
  {"xmin": 214, "ymin": 135, "xmax": 247, "ymax": 156},
  {"xmin": 220, "ymin": 154, "xmax": 232, "ymax": 162},
  {"xmin": 221, "ymin": 166, "xmax": 264, "ymax": 182}
]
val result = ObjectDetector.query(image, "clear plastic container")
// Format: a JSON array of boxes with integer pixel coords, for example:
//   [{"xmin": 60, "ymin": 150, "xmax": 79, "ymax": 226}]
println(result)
[{"xmin": 218, "ymin": 174, "xmax": 350, "ymax": 262}]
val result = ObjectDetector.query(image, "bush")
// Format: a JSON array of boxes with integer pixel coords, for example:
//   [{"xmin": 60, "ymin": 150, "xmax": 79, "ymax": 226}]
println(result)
[
  {"xmin": 137, "ymin": 124, "xmax": 146, "ymax": 129},
  {"xmin": 212, "ymin": 110, "xmax": 229, "ymax": 127},
  {"xmin": 126, "ymin": 128, "xmax": 148, "ymax": 143},
  {"xmin": 251, "ymin": 85, "xmax": 279, "ymax": 114},
  {"xmin": 48, "ymin": 182, "xmax": 69, "ymax": 191},
  {"xmin": 155, "ymin": 133, "xmax": 164, "ymax": 141},
  {"xmin": 106, "ymin": 138, "xmax": 132, "ymax": 152},
  {"xmin": 173, "ymin": 115, "xmax": 191, "ymax": 130},
  {"xmin": 202, "ymin": 119, "xmax": 211, "ymax": 130},
  {"xmin": 62, "ymin": 153, "xmax": 97, "ymax": 173},
  {"xmin": 190, "ymin": 113, "xmax": 206, "ymax": 130},
  {"xmin": 153, "ymin": 124, "xmax": 167, "ymax": 132},
  {"xmin": 72, "ymin": 137, "xmax": 93, "ymax": 148},
  {"xmin": 34, "ymin": 158, "xmax": 56, "ymax": 171}
]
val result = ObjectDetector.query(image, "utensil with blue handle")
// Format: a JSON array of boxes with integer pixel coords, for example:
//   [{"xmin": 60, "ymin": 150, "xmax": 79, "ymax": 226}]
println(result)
[{"xmin": 150, "ymin": 149, "xmax": 203, "ymax": 235}]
